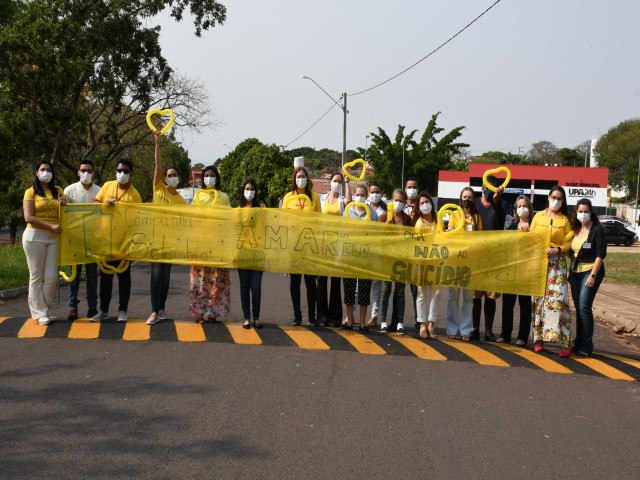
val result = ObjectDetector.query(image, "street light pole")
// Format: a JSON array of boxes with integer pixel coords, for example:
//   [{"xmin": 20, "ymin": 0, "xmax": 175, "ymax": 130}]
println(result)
[
  {"xmin": 365, "ymin": 134, "xmax": 370, "ymax": 163},
  {"xmin": 402, "ymin": 143, "xmax": 405, "ymax": 187}
]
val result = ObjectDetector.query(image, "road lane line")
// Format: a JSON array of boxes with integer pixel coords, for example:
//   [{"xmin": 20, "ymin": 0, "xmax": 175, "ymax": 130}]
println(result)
[
  {"xmin": 494, "ymin": 343, "xmax": 573, "ymax": 374},
  {"xmin": 598, "ymin": 353, "xmax": 640, "ymax": 370},
  {"xmin": 68, "ymin": 319, "xmax": 100, "ymax": 340},
  {"xmin": 17, "ymin": 318, "xmax": 47, "ymax": 338},
  {"xmin": 391, "ymin": 335, "xmax": 447, "ymax": 361},
  {"xmin": 573, "ymin": 357, "xmax": 635, "ymax": 382},
  {"xmin": 225, "ymin": 323, "xmax": 263, "ymax": 345},
  {"xmin": 0, "ymin": 317, "xmax": 9, "ymax": 324},
  {"xmin": 333, "ymin": 330, "xmax": 386, "ymax": 355},
  {"xmin": 439, "ymin": 338, "xmax": 509, "ymax": 367},
  {"xmin": 174, "ymin": 321, "xmax": 207, "ymax": 342},
  {"xmin": 279, "ymin": 325, "xmax": 330, "ymax": 350},
  {"xmin": 122, "ymin": 319, "xmax": 150, "ymax": 341}
]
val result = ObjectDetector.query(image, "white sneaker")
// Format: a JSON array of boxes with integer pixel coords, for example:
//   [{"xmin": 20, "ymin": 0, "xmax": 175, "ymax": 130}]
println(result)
[
  {"xmin": 37, "ymin": 317, "xmax": 51, "ymax": 325},
  {"xmin": 158, "ymin": 309, "xmax": 169, "ymax": 320},
  {"xmin": 117, "ymin": 311, "xmax": 128, "ymax": 322},
  {"xmin": 90, "ymin": 311, "xmax": 109, "ymax": 322}
]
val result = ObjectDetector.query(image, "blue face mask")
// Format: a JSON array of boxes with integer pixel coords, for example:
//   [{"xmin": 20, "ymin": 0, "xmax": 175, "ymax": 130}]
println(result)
[{"xmin": 482, "ymin": 189, "xmax": 494, "ymax": 201}]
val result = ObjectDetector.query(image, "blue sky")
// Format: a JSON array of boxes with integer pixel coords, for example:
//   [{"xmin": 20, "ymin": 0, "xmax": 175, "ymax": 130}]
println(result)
[{"xmin": 153, "ymin": 0, "xmax": 640, "ymax": 165}]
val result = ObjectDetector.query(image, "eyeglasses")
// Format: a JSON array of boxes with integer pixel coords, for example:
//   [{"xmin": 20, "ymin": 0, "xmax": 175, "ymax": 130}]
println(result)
[
  {"xmin": 116, "ymin": 169, "xmax": 130, "ymax": 174},
  {"xmin": 79, "ymin": 169, "xmax": 93, "ymax": 173}
]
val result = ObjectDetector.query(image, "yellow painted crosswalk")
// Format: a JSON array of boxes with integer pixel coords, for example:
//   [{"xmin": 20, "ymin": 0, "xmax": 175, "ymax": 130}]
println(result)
[{"xmin": 1, "ymin": 317, "xmax": 638, "ymax": 382}]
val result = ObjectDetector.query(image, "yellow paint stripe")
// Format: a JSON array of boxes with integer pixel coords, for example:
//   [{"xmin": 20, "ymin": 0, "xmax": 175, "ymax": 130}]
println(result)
[
  {"xmin": 17, "ymin": 318, "xmax": 47, "ymax": 338},
  {"xmin": 439, "ymin": 337, "xmax": 509, "ymax": 367},
  {"xmin": 392, "ymin": 335, "xmax": 447, "ymax": 361},
  {"xmin": 174, "ymin": 321, "xmax": 207, "ymax": 342},
  {"xmin": 495, "ymin": 343, "xmax": 573, "ymax": 374},
  {"xmin": 598, "ymin": 352, "xmax": 640, "ymax": 370},
  {"xmin": 225, "ymin": 322, "xmax": 263, "ymax": 345},
  {"xmin": 122, "ymin": 319, "xmax": 150, "ymax": 341},
  {"xmin": 0, "ymin": 317, "xmax": 9, "ymax": 324},
  {"xmin": 68, "ymin": 319, "xmax": 100, "ymax": 340},
  {"xmin": 573, "ymin": 357, "xmax": 635, "ymax": 382},
  {"xmin": 334, "ymin": 330, "xmax": 386, "ymax": 355},
  {"xmin": 280, "ymin": 325, "xmax": 330, "ymax": 350}
]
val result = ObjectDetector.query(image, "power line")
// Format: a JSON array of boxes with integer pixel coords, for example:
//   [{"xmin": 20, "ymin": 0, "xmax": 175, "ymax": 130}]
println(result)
[
  {"xmin": 349, "ymin": 0, "xmax": 503, "ymax": 97},
  {"xmin": 284, "ymin": 103, "xmax": 338, "ymax": 148}
]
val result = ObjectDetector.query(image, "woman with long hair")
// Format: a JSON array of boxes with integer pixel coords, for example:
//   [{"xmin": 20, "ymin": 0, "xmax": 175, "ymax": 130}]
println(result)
[
  {"xmin": 22, "ymin": 161, "xmax": 66, "ymax": 325},
  {"xmin": 365, "ymin": 181, "xmax": 387, "ymax": 328},
  {"xmin": 568, "ymin": 198, "xmax": 606, "ymax": 357},
  {"xmin": 529, "ymin": 186, "xmax": 573, "ymax": 356}
]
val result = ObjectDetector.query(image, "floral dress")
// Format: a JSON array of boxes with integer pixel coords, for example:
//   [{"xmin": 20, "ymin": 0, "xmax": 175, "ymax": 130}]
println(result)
[{"xmin": 188, "ymin": 188, "xmax": 231, "ymax": 320}]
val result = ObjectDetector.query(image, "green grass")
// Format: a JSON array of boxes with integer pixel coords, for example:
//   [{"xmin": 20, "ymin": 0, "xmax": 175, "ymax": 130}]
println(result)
[
  {"xmin": 602, "ymin": 252, "xmax": 640, "ymax": 286},
  {"xmin": 0, "ymin": 244, "xmax": 29, "ymax": 290}
]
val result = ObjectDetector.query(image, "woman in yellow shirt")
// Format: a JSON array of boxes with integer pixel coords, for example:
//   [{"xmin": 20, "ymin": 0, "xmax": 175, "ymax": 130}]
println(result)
[
  {"xmin": 22, "ymin": 161, "xmax": 66, "ymax": 325},
  {"xmin": 528, "ymin": 186, "xmax": 573, "ymax": 356},
  {"xmin": 281, "ymin": 166, "xmax": 321, "ymax": 325},
  {"xmin": 189, "ymin": 164, "xmax": 231, "ymax": 323}
]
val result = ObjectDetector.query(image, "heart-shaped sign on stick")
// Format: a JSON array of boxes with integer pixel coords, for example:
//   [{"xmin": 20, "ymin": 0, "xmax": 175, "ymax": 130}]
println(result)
[
  {"xmin": 343, "ymin": 158, "xmax": 367, "ymax": 182},
  {"xmin": 146, "ymin": 108, "xmax": 175, "ymax": 136},
  {"xmin": 344, "ymin": 202, "xmax": 371, "ymax": 221},
  {"xmin": 283, "ymin": 194, "xmax": 312, "ymax": 210},
  {"xmin": 482, "ymin": 166, "xmax": 511, "ymax": 192},
  {"xmin": 437, "ymin": 203, "xmax": 465, "ymax": 233}
]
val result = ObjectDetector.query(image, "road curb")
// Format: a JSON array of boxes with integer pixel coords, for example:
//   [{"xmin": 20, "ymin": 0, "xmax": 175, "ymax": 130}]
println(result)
[{"xmin": 0, "ymin": 280, "xmax": 68, "ymax": 302}]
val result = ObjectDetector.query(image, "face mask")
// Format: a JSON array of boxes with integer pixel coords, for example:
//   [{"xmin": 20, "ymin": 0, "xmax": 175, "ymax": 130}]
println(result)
[
  {"xmin": 516, "ymin": 206, "xmax": 529, "ymax": 218},
  {"xmin": 393, "ymin": 201, "xmax": 404, "ymax": 213},
  {"xmin": 406, "ymin": 188, "xmax": 418, "ymax": 200},
  {"xmin": 330, "ymin": 181, "xmax": 340, "ymax": 192},
  {"xmin": 549, "ymin": 199, "xmax": 562, "ymax": 211},
  {"xmin": 203, "ymin": 176, "xmax": 216, "ymax": 188},
  {"xmin": 461, "ymin": 199, "xmax": 473, "ymax": 209},
  {"xmin": 419, "ymin": 203, "xmax": 432, "ymax": 215},
  {"xmin": 577, "ymin": 212, "xmax": 590, "ymax": 223},
  {"xmin": 244, "ymin": 189, "xmax": 256, "ymax": 201},
  {"xmin": 353, "ymin": 195, "xmax": 366, "ymax": 204},
  {"xmin": 116, "ymin": 171, "xmax": 130, "ymax": 185},
  {"xmin": 482, "ymin": 190, "xmax": 494, "ymax": 201},
  {"xmin": 79, "ymin": 172, "xmax": 93, "ymax": 185},
  {"xmin": 369, "ymin": 193, "xmax": 381, "ymax": 204},
  {"xmin": 296, "ymin": 177, "xmax": 307, "ymax": 189},
  {"xmin": 167, "ymin": 177, "xmax": 179, "ymax": 187},
  {"xmin": 38, "ymin": 171, "xmax": 52, "ymax": 183}
]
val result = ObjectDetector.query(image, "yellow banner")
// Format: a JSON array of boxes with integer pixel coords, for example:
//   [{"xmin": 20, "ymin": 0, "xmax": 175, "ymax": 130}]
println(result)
[{"xmin": 58, "ymin": 204, "xmax": 549, "ymax": 296}]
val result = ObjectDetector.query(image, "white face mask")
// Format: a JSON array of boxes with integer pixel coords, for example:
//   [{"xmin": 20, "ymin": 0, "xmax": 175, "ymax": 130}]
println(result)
[
  {"xmin": 577, "ymin": 212, "xmax": 591, "ymax": 223},
  {"xmin": 406, "ymin": 188, "xmax": 418, "ymax": 200},
  {"xmin": 244, "ymin": 189, "xmax": 256, "ymax": 201},
  {"xmin": 353, "ymin": 195, "xmax": 366, "ymax": 204},
  {"xmin": 296, "ymin": 177, "xmax": 307, "ymax": 189},
  {"xmin": 79, "ymin": 172, "xmax": 93, "ymax": 185},
  {"xmin": 419, "ymin": 203, "xmax": 432, "ymax": 215},
  {"xmin": 203, "ymin": 176, "xmax": 216, "ymax": 188},
  {"xmin": 393, "ymin": 201, "xmax": 404, "ymax": 213},
  {"xmin": 369, "ymin": 193, "xmax": 381, "ymax": 204},
  {"xmin": 330, "ymin": 181, "xmax": 340, "ymax": 192},
  {"xmin": 116, "ymin": 171, "xmax": 130, "ymax": 185},
  {"xmin": 38, "ymin": 171, "xmax": 52, "ymax": 183},
  {"xmin": 516, "ymin": 206, "xmax": 529, "ymax": 218},
  {"xmin": 549, "ymin": 199, "xmax": 562, "ymax": 211},
  {"xmin": 166, "ymin": 176, "xmax": 179, "ymax": 187}
]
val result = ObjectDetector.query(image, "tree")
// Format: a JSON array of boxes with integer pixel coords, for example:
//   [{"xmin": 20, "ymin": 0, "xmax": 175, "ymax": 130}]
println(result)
[
  {"xmin": 556, "ymin": 148, "xmax": 583, "ymax": 167},
  {"xmin": 476, "ymin": 151, "xmax": 531, "ymax": 165},
  {"xmin": 527, "ymin": 141, "xmax": 559, "ymax": 165},
  {"xmin": 594, "ymin": 118, "xmax": 640, "ymax": 197},
  {"xmin": 364, "ymin": 113, "xmax": 468, "ymax": 196}
]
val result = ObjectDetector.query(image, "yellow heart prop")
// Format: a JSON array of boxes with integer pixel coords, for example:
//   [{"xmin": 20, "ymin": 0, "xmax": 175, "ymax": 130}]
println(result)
[
  {"xmin": 283, "ymin": 194, "xmax": 312, "ymax": 210},
  {"xmin": 344, "ymin": 202, "xmax": 371, "ymax": 221},
  {"xmin": 146, "ymin": 108, "xmax": 175, "ymax": 135},
  {"xmin": 482, "ymin": 166, "xmax": 511, "ymax": 192},
  {"xmin": 437, "ymin": 203, "xmax": 465, "ymax": 233},
  {"xmin": 98, "ymin": 260, "xmax": 130, "ymax": 274},
  {"xmin": 343, "ymin": 158, "xmax": 367, "ymax": 182},
  {"xmin": 194, "ymin": 188, "xmax": 219, "ymax": 206},
  {"xmin": 386, "ymin": 201, "xmax": 394, "ymax": 223},
  {"xmin": 59, "ymin": 265, "xmax": 77, "ymax": 283}
]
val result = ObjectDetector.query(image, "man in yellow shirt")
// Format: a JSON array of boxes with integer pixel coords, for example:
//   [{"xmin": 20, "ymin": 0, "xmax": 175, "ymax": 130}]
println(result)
[{"xmin": 91, "ymin": 159, "xmax": 142, "ymax": 322}]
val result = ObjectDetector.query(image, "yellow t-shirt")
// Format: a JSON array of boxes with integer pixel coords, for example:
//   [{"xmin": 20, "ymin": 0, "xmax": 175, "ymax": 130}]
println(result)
[
  {"xmin": 282, "ymin": 191, "xmax": 321, "ymax": 212},
  {"xmin": 448, "ymin": 212, "xmax": 482, "ymax": 232},
  {"xmin": 23, "ymin": 186, "xmax": 64, "ymax": 228},
  {"xmin": 322, "ymin": 195, "xmax": 342, "ymax": 215},
  {"xmin": 153, "ymin": 183, "xmax": 186, "ymax": 205},
  {"xmin": 192, "ymin": 188, "xmax": 230, "ymax": 206},
  {"xmin": 415, "ymin": 217, "xmax": 437, "ymax": 232},
  {"xmin": 530, "ymin": 210, "xmax": 573, "ymax": 254},
  {"xmin": 571, "ymin": 235, "xmax": 595, "ymax": 273},
  {"xmin": 95, "ymin": 180, "xmax": 142, "ymax": 204}
]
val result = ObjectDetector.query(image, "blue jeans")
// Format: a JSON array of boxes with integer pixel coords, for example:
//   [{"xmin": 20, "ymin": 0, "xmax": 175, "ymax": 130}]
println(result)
[
  {"xmin": 569, "ymin": 267, "xmax": 605, "ymax": 355},
  {"xmin": 67, "ymin": 263, "xmax": 98, "ymax": 311},
  {"xmin": 238, "ymin": 269, "xmax": 263, "ymax": 321},
  {"xmin": 150, "ymin": 263, "xmax": 172, "ymax": 313}
]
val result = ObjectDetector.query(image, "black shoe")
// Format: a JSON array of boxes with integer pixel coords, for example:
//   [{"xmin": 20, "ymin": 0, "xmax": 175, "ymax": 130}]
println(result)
[
  {"xmin": 359, "ymin": 325, "xmax": 369, "ymax": 332},
  {"xmin": 576, "ymin": 351, "xmax": 590, "ymax": 358},
  {"xmin": 253, "ymin": 320, "xmax": 263, "ymax": 329},
  {"xmin": 308, "ymin": 318, "xmax": 318, "ymax": 326},
  {"xmin": 87, "ymin": 308, "xmax": 98, "ymax": 318},
  {"xmin": 397, "ymin": 326, "xmax": 406, "ymax": 335},
  {"xmin": 484, "ymin": 333, "xmax": 498, "ymax": 342},
  {"xmin": 242, "ymin": 320, "xmax": 251, "ymax": 329},
  {"xmin": 292, "ymin": 318, "xmax": 302, "ymax": 326},
  {"xmin": 469, "ymin": 329, "xmax": 480, "ymax": 341},
  {"xmin": 341, "ymin": 323, "xmax": 353, "ymax": 330}
]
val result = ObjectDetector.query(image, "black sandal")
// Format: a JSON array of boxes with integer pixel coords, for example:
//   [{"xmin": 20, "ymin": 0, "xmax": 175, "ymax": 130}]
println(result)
[
  {"xmin": 242, "ymin": 320, "xmax": 251, "ymax": 329},
  {"xmin": 253, "ymin": 320, "xmax": 262, "ymax": 329}
]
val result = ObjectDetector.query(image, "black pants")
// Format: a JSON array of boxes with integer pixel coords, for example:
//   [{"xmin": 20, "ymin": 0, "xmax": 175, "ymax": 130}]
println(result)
[
  {"xmin": 500, "ymin": 293, "xmax": 531, "ymax": 343},
  {"xmin": 317, "ymin": 276, "xmax": 342, "ymax": 326},
  {"xmin": 290, "ymin": 274, "xmax": 317, "ymax": 322},
  {"xmin": 99, "ymin": 261, "xmax": 131, "ymax": 313}
]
